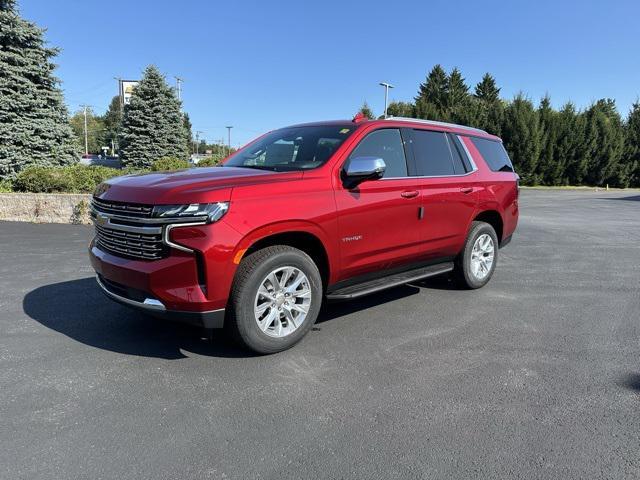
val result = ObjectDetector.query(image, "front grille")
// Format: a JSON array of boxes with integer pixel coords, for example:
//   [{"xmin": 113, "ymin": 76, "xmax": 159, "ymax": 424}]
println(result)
[
  {"xmin": 92, "ymin": 197, "xmax": 154, "ymax": 218},
  {"xmin": 95, "ymin": 224, "xmax": 167, "ymax": 260}
]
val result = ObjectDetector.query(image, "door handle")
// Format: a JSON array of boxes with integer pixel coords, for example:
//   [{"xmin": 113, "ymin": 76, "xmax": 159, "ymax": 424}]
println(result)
[
  {"xmin": 460, "ymin": 187, "xmax": 474, "ymax": 194},
  {"xmin": 400, "ymin": 190, "xmax": 419, "ymax": 199}
]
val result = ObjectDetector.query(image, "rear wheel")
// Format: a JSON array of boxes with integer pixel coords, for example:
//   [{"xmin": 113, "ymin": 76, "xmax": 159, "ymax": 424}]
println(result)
[
  {"xmin": 227, "ymin": 245, "xmax": 322, "ymax": 353},
  {"xmin": 454, "ymin": 221, "xmax": 498, "ymax": 289}
]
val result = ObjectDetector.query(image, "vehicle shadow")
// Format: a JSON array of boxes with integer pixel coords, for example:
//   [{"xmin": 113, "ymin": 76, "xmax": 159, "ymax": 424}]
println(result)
[
  {"xmin": 619, "ymin": 373, "xmax": 640, "ymax": 392},
  {"xmin": 23, "ymin": 274, "xmax": 454, "ymax": 358},
  {"xmin": 597, "ymin": 195, "xmax": 640, "ymax": 202},
  {"xmin": 22, "ymin": 277, "xmax": 252, "ymax": 360}
]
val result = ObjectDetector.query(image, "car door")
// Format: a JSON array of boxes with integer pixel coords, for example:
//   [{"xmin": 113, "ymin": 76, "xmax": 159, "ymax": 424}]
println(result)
[
  {"xmin": 334, "ymin": 128, "xmax": 421, "ymax": 280},
  {"xmin": 406, "ymin": 129, "xmax": 479, "ymax": 259}
]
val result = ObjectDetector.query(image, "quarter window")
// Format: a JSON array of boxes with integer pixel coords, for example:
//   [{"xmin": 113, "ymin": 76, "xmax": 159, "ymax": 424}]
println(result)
[
  {"xmin": 411, "ymin": 130, "xmax": 455, "ymax": 176},
  {"xmin": 470, "ymin": 137, "xmax": 514, "ymax": 172},
  {"xmin": 348, "ymin": 129, "xmax": 408, "ymax": 178}
]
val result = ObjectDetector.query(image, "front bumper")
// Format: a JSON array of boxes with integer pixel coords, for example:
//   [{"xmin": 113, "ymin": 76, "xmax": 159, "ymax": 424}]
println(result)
[{"xmin": 96, "ymin": 273, "xmax": 225, "ymax": 329}]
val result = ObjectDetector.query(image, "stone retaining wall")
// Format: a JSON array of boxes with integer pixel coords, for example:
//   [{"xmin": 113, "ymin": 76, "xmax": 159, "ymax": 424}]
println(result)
[{"xmin": 0, "ymin": 193, "xmax": 92, "ymax": 224}]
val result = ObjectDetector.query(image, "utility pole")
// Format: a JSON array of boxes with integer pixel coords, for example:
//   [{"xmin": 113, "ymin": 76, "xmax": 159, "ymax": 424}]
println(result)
[
  {"xmin": 175, "ymin": 76, "xmax": 184, "ymax": 101},
  {"xmin": 225, "ymin": 126, "xmax": 233, "ymax": 155},
  {"xmin": 379, "ymin": 82, "xmax": 394, "ymax": 118},
  {"xmin": 80, "ymin": 104, "xmax": 89, "ymax": 155},
  {"xmin": 195, "ymin": 131, "xmax": 204, "ymax": 154}
]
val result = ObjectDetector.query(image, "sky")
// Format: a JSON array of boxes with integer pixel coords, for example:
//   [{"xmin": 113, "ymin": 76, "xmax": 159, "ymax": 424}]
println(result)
[{"xmin": 21, "ymin": 0, "xmax": 640, "ymax": 147}]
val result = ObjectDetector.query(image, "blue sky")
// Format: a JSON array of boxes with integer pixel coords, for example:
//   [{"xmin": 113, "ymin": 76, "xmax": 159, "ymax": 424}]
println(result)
[{"xmin": 22, "ymin": 0, "xmax": 640, "ymax": 147}]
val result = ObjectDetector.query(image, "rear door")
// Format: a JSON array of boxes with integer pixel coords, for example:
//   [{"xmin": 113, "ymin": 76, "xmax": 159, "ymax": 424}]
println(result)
[
  {"xmin": 334, "ymin": 128, "xmax": 421, "ymax": 280},
  {"xmin": 406, "ymin": 129, "xmax": 479, "ymax": 259}
]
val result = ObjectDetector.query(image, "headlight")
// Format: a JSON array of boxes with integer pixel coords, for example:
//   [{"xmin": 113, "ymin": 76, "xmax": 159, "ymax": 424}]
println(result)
[{"xmin": 152, "ymin": 202, "xmax": 229, "ymax": 223}]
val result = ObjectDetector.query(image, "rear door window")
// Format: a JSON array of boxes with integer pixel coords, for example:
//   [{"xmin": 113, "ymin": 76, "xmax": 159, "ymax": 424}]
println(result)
[
  {"xmin": 349, "ymin": 129, "xmax": 408, "ymax": 178},
  {"xmin": 469, "ymin": 137, "xmax": 514, "ymax": 172},
  {"xmin": 410, "ymin": 129, "xmax": 455, "ymax": 176}
]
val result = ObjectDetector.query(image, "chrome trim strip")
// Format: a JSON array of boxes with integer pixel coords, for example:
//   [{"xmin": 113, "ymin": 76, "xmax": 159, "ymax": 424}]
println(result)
[
  {"xmin": 456, "ymin": 134, "xmax": 478, "ymax": 172},
  {"xmin": 384, "ymin": 116, "xmax": 488, "ymax": 135},
  {"xmin": 163, "ymin": 222, "xmax": 207, "ymax": 253},
  {"xmin": 96, "ymin": 275, "xmax": 166, "ymax": 312},
  {"xmin": 95, "ymin": 216, "xmax": 162, "ymax": 235},
  {"xmin": 90, "ymin": 206, "xmax": 208, "ymax": 225}
]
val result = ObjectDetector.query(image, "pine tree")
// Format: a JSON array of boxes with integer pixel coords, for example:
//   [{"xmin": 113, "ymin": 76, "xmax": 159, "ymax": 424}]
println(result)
[
  {"xmin": 624, "ymin": 102, "xmax": 640, "ymax": 187},
  {"xmin": 102, "ymin": 95, "xmax": 122, "ymax": 155},
  {"xmin": 415, "ymin": 64, "xmax": 448, "ymax": 119},
  {"xmin": 537, "ymin": 95, "xmax": 559, "ymax": 184},
  {"xmin": 446, "ymin": 67, "xmax": 470, "ymax": 116},
  {"xmin": 501, "ymin": 94, "xmax": 542, "ymax": 184},
  {"xmin": 474, "ymin": 73, "xmax": 501, "ymax": 103},
  {"xmin": 580, "ymin": 99, "xmax": 625, "ymax": 186},
  {"xmin": 183, "ymin": 112, "xmax": 193, "ymax": 154},
  {"xmin": 0, "ymin": 0, "xmax": 78, "ymax": 178},
  {"xmin": 359, "ymin": 101, "xmax": 374, "ymax": 119},
  {"xmin": 119, "ymin": 65, "xmax": 189, "ymax": 168},
  {"xmin": 551, "ymin": 102, "xmax": 583, "ymax": 185}
]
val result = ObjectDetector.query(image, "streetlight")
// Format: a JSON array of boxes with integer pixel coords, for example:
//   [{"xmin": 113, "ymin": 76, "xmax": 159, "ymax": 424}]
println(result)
[
  {"xmin": 225, "ymin": 126, "xmax": 233, "ymax": 155},
  {"xmin": 379, "ymin": 82, "xmax": 394, "ymax": 118}
]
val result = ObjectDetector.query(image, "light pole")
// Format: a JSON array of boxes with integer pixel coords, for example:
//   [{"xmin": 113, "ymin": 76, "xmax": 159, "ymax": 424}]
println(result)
[
  {"xmin": 379, "ymin": 82, "xmax": 394, "ymax": 118},
  {"xmin": 225, "ymin": 126, "xmax": 233, "ymax": 155},
  {"xmin": 175, "ymin": 76, "xmax": 184, "ymax": 101}
]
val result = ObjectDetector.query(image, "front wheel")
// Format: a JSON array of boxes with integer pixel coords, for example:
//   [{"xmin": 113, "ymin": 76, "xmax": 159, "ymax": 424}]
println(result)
[
  {"xmin": 454, "ymin": 221, "xmax": 498, "ymax": 289},
  {"xmin": 227, "ymin": 245, "xmax": 323, "ymax": 354}
]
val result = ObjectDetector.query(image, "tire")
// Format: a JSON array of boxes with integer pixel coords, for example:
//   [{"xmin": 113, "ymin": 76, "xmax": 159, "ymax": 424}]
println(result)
[
  {"xmin": 227, "ymin": 245, "xmax": 323, "ymax": 354},
  {"xmin": 454, "ymin": 221, "xmax": 499, "ymax": 289}
]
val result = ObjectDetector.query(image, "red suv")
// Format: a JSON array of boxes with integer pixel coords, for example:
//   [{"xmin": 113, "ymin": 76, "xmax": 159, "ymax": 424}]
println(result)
[{"xmin": 89, "ymin": 116, "xmax": 519, "ymax": 353}]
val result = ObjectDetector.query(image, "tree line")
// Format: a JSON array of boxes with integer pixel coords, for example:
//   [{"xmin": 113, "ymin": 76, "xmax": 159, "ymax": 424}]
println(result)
[{"xmin": 361, "ymin": 65, "xmax": 640, "ymax": 187}]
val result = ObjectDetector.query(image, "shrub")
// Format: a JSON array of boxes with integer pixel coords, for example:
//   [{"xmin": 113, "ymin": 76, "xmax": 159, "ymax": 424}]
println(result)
[
  {"xmin": 13, "ymin": 165, "xmax": 123, "ymax": 193},
  {"xmin": 151, "ymin": 157, "xmax": 190, "ymax": 172},
  {"xmin": 0, "ymin": 179, "xmax": 13, "ymax": 192},
  {"xmin": 196, "ymin": 155, "xmax": 224, "ymax": 168}
]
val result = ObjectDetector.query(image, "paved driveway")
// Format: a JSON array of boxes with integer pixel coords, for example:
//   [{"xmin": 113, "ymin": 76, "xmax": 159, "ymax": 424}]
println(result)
[{"xmin": 1, "ymin": 190, "xmax": 639, "ymax": 479}]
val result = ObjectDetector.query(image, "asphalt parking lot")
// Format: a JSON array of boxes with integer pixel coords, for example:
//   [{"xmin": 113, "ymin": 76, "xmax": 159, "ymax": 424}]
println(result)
[{"xmin": 1, "ymin": 189, "xmax": 639, "ymax": 479}]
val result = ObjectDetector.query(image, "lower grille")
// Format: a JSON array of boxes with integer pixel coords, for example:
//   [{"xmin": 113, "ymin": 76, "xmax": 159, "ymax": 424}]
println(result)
[{"xmin": 95, "ymin": 224, "xmax": 166, "ymax": 260}]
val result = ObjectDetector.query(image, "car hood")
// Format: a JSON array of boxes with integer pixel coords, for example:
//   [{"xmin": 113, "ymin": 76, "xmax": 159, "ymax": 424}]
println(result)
[{"xmin": 95, "ymin": 167, "xmax": 302, "ymax": 204}]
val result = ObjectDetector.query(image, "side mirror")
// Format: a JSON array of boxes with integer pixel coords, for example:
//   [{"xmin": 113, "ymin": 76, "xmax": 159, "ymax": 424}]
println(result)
[{"xmin": 342, "ymin": 156, "xmax": 386, "ymax": 188}]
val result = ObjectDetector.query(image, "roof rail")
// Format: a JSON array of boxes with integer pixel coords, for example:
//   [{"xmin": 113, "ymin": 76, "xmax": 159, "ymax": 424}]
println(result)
[{"xmin": 385, "ymin": 116, "xmax": 488, "ymax": 135}]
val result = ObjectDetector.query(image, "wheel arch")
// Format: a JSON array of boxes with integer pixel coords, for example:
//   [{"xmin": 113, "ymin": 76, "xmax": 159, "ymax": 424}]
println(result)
[
  {"xmin": 473, "ymin": 209, "xmax": 504, "ymax": 244},
  {"xmin": 233, "ymin": 223, "xmax": 333, "ymax": 289}
]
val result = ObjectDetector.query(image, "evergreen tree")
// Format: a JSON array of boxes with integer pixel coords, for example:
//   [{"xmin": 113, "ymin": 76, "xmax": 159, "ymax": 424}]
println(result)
[
  {"xmin": 415, "ymin": 64, "xmax": 448, "ymax": 119},
  {"xmin": 537, "ymin": 95, "xmax": 559, "ymax": 183},
  {"xmin": 183, "ymin": 112, "xmax": 193, "ymax": 154},
  {"xmin": 474, "ymin": 73, "xmax": 500, "ymax": 102},
  {"xmin": 0, "ymin": 0, "xmax": 78, "ymax": 178},
  {"xmin": 446, "ymin": 67, "xmax": 470, "ymax": 117},
  {"xmin": 501, "ymin": 94, "xmax": 542, "ymax": 184},
  {"xmin": 624, "ymin": 102, "xmax": 640, "ymax": 187},
  {"xmin": 551, "ymin": 102, "xmax": 583, "ymax": 185},
  {"xmin": 102, "ymin": 95, "xmax": 122, "ymax": 155},
  {"xmin": 359, "ymin": 101, "xmax": 375, "ymax": 119},
  {"xmin": 582, "ymin": 99, "xmax": 625, "ymax": 186},
  {"xmin": 119, "ymin": 65, "xmax": 189, "ymax": 168}
]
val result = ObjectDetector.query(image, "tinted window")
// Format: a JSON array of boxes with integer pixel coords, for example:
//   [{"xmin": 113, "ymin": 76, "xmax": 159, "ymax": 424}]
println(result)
[
  {"xmin": 447, "ymin": 134, "xmax": 472, "ymax": 173},
  {"xmin": 224, "ymin": 125, "xmax": 355, "ymax": 171},
  {"xmin": 470, "ymin": 137, "xmax": 514, "ymax": 172},
  {"xmin": 411, "ymin": 130, "xmax": 455, "ymax": 176},
  {"xmin": 349, "ymin": 129, "xmax": 407, "ymax": 178}
]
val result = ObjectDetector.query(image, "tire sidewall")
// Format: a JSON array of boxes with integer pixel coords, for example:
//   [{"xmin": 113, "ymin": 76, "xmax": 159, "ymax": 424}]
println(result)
[
  {"xmin": 461, "ymin": 222, "xmax": 498, "ymax": 289},
  {"xmin": 233, "ymin": 249, "xmax": 322, "ymax": 353}
]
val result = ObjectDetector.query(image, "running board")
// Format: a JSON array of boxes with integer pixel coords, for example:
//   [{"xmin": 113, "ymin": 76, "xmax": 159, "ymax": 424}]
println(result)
[{"xmin": 326, "ymin": 262, "xmax": 454, "ymax": 300}]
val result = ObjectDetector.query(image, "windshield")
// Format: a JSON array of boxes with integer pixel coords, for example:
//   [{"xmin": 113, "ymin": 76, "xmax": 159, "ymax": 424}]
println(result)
[{"xmin": 223, "ymin": 125, "xmax": 356, "ymax": 171}]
